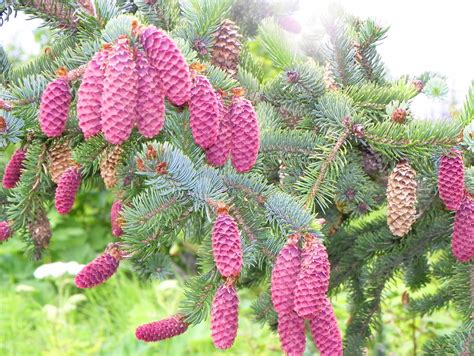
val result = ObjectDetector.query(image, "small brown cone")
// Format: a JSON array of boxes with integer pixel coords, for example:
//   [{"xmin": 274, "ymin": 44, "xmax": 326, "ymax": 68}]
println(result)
[
  {"xmin": 48, "ymin": 140, "xmax": 77, "ymax": 184},
  {"xmin": 100, "ymin": 145, "xmax": 123, "ymax": 189},
  {"xmin": 29, "ymin": 209, "xmax": 52, "ymax": 252},
  {"xmin": 211, "ymin": 19, "xmax": 242, "ymax": 74},
  {"xmin": 387, "ymin": 160, "xmax": 417, "ymax": 237}
]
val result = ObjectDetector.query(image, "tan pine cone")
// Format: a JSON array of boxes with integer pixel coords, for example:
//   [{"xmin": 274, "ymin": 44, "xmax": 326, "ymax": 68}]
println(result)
[
  {"xmin": 387, "ymin": 160, "xmax": 417, "ymax": 237},
  {"xmin": 323, "ymin": 62, "xmax": 338, "ymax": 91},
  {"xmin": 29, "ymin": 209, "xmax": 52, "ymax": 251},
  {"xmin": 48, "ymin": 140, "xmax": 77, "ymax": 184},
  {"xmin": 211, "ymin": 19, "xmax": 242, "ymax": 74},
  {"xmin": 100, "ymin": 145, "xmax": 123, "ymax": 189}
]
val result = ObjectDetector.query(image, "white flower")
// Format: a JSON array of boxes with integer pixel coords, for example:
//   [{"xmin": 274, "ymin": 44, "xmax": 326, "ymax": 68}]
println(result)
[{"xmin": 34, "ymin": 261, "xmax": 85, "ymax": 279}]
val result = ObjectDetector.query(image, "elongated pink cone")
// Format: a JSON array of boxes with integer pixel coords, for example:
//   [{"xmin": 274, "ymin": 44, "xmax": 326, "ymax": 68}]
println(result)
[
  {"xmin": 451, "ymin": 195, "xmax": 474, "ymax": 262},
  {"xmin": 101, "ymin": 37, "xmax": 138, "ymax": 144},
  {"xmin": 271, "ymin": 236, "xmax": 301, "ymax": 314},
  {"xmin": 75, "ymin": 252, "xmax": 120, "ymax": 288},
  {"xmin": 230, "ymin": 97, "xmax": 260, "ymax": 173},
  {"xmin": 206, "ymin": 94, "xmax": 232, "ymax": 166},
  {"xmin": 140, "ymin": 26, "xmax": 192, "ymax": 105},
  {"xmin": 55, "ymin": 167, "xmax": 81, "ymax": 214},
  {"xmin": 211, "ymin": 213, "xmax": 242, "ymax": 277},
  {"xmin": 438, "ymin": 149, "xmax": 464, "ymax": 211},
  {"xmin": 136, "ymin": 315, "xmax": 188, "ymax": 342},
  {"xmin": 189, "ymin": 75, "xmax": 219, "ymax": 149},
  {"xmin": 309, "ymin": 297, "xmax": 343, "ymax": 356},
  {"xmin": 39, "ymin": 77, "xmax": 72, "ymax": 137},
  {"xmin": 77, "ymin": 48, "xmax": 109, "ymax": 139},
  {"xmin": 110, "ymin": 200, "xmax": 123, "ymax": 237},
  {"xmin": 2, "ymin": 148, "xmax": 26, "ymax": 189},
  {"xmin": 135, "ymin": 50, "xmax": 165, "ymax": 138},
  {"xmin": 294, "ymin": 236, "xmax": 330, "ymax": 319},
  {"xmin": 211, "ymin": 284, "xmax": 239, "ymax": 349},
  {"xmin": 0, "ymin": 221, "xmax": 11, "ymax": 242},
  {"xmin": 277, "ymin": 310, "xmax": 306, "ymax": 356}
]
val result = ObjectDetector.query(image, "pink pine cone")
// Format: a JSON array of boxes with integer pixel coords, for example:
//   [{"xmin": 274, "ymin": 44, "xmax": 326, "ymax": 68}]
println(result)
[
  {"xmin": 39, "ymin": 77, "xmax": 72, "ymax": 137},
  {"xmin": 277, "ymin": 310, "xmax": 306, "ymax": 356},
  {"xmin": 271, "ymin": 238, "xmax": 301, "ymax": 314},
  {"xmin": 211, "ymin": 213, "xmax": 242, "ymax": 277},
  {"xmin": 101, "ymin": 38, "xmax": 137, "ymax": 144},
  {"xmin": 211, "ymin": 284, "xmax": 239, "ymax": 349},
  {"xmin": 136, "ymin": 315, "xmax": 188, "ymax": 342},
  {"xmin": 135, "ymin": 50, "xmax": 165, "ymax": 138},
  {"xmin": 55, "ymin": 167, "xmax": 81, "ymax": 215},
  {"xmin": 110, "ymin": 200, "xmax": 123, "ymax": 237},
  {"xmin": 206, "ymin": 94, "xmax": 232, "ymax": 166},
  {"xmin": 309, "ymin": 297, "xmax": 343, "ymax": 356},
  {"xmin": 230, "ymin": 97, "xmax": 260, "ymax": 173},
  {"xmin": 77, "ymin": 48, "xmax": 109, "ymax": 139},
  {"xmin": 189, "ymin": 75, "xmax": 219, "ymax": 149},
  {"xmin": 0, "ymin": 221, "xmax": 11, "ymax": 242},
  {"xmin": 294, "ymin": 237, "xmax": 330, "ymax": 319},
  {"xmin": 75, "ymin": 252, "xmax": 120, "ymax": 288},
  {"xmin": 140, "ymin": 26, "xmax": 192, "ymax": 106},
  {"xmin": 438, "ymin": 150, "xmax": 464, "ymax": 211},
  {"xmin": 2, "ymin": 148, "xmax": 26, "ymax": 189},
  {"xmin": 451, "ymin": 195, "xmax": 474, "ymax": 262}
]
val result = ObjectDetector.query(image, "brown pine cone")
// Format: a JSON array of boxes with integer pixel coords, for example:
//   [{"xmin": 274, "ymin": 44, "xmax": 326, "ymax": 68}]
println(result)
[
  {"xmin": 211, "ymin": 19, "xmax": 242, "ymax": 74},
  {"xmin": 48, "ymin": 140, "xmax": 77, "ymax": 184},
  {"xmin": 100, "ymin": 145, "xmax": 123, "ymax": 189}
]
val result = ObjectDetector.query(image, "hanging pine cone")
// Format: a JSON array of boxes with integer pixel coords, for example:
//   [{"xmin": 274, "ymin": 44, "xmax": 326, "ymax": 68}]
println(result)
[
  {"xmin": 135, "ymin": 50, "xmax": 165, "ymax": 138},
  {"xmin": 2, "ymin": 148, "xmax": 26, "ymax": 189},
  {"xmin": 48, "ymin": 141, "xmax": 76, "ymax": 184},
  {"xmin": 211, "ymin": 211, "xmax": 242, "ymax": 277},
  {"xmin": 211, "ymin": 19, "xmax": 242, "ymax": 74},
  {"xmin": 101, "ymin": 37, "xmax": 137, "ymax": 145},
  {"xmin": 75, "ymin": 244, "xmax": 122, "ymax": 288},
  {"xmin": 387, "ymin": 161, "xmax": 417, "ymax": 237},
  {"xmin": 110, "ymin": 199, "xmax": 123, "ymax": 237},
  {"xmin": 77, "ymin": 47, "xmax": 109, "ymax": 139},
  {"xmin": 55, "ymin": 167, "xmax": 81, "ymax": 215},
  {"xmin": 39, "ymin": 75, "xmax": 72, "ymax": 137},
  {"xmin": 206, "ymin": 93, "xmax": 232, "ymax": 166},
  {"xmin": 136, "ymin": 315, "xmax": 188, "ymax": 342},
  {"xmin": 0, "ymin": 221, "xmax": 11, "ymax": 242},
  {"xmin": 277, "ymin": 310, "xmax": 306, "ymax": 356},
  {"xmin": 294, "ymin": 235, "xmax": 330, "ymax": 319},
  {"xmin": 230, "ymin": 96, "xmax": 260, "ymax": 173},
  {"xmin": 309, "ymin": 297, "xmax": 343, "ymax": 356},
  {"xmin": 451, "ymin": 195, "xmax": 474, "ymax": 262},
  {"xmin": 438, "ymin": 149, "xmax": 464, "ymax": 211},
  {"xmin": 271, "ymin": 234, "xmax": 301, "ymax": 314},
  {"xmin": 140, "ymin": 25, "xmax": 192, "ymax": 106},
  {"xmin": 100, "ymin": 145, "xmax": 123, "ymax": 189},
  {"xmin": 211, "ymin": 283, "xmax": 239, "ymax": 349},
  {"xmin": 189, "ymin": 75, "xmax": 220, "ymax": 149},
  {"xmin": 29, "ymin": 209, "xmax": 52, "ymax": 250}
]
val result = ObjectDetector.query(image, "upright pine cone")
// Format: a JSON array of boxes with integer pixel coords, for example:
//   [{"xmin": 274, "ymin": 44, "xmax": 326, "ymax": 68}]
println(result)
[
  {"xmin": 29, "ymin": 209, "xmax": 52, "ymax": 250},
  {"xmin": 451, "ymin": 195, "xmax": 474, "ymax": 262},
  {"xmin": 211, "ymin": 20, "xmax": 242, "ymax": 74},
  {"xmin": 48, "ymin": 141, "xmax": 76, "ymax": 184},
  {"xmin": 438, "ymin": 149, "xmax": 464, "ymax": 211},
  {"xmin": 230, "ymin": 96, "xmax": 260, "ymax": 173},
  {"xmin": 294, "ymin": 235, "xmax": 330, "ymax": 319},
  {"xmin": 277, "ymin": 310, "xmax": 306, "ymax": 356},
  {"xmin": 55, "ymin": 167, "xmax": 81, "ymax": 214},
  {"xmin": 2, "ymin": 148, "xmax": 26, "ymax": 189},
  {"xmin": 77, "ymin": 47, "xmax": 109, "ymax": 139},
  {"xmin": 387, "ymin": 161, "xmax": 417, "ymax": 237},
  {"xmin": 110, "ymin": 200, "xmax": 123, "ymax": 237},
  {"xmin": 271, "ymin": 235, "xmax": 301, "ymax": 314},
  {"xmin": 391, "ymin": 108, "xmax": 407, "ymax": 124},
  {"xmin": 0, "ymin": 221, "xmax": 11, "ymax": 242},
  {"xmin": 101, "ymin": 37, "xmax": 137, "ymax": 145},
  {"xmin": 211, "ymin": 212, "xmax": 242, "ymax": 277},
  {"xmin": 206, "ymin": 93, "xmax": 232, "ymax": 166},
  {"xmin": 140, "ymin": 26, "xmax": 192, "ymax": 105},
  {"xmin": 100, "ymin": 145, "xmax": 123, "ymax": 189},
  {"xmin": 136, "ymin": 315, "xmax": 188, "ymax": 342},
  {"xmin": 75, "ymin": 244, "xmax": 122, "ymax": 288},
  {"xmin": 135, "ymin": 50, "xmax": 165, "ymax": 138},
  {"xmin": 39, "ymin": 76, "xmax": 72, "ymax": 137},
  {"xmin": 309, "ymin": 297, "xmax": 343, "ymax": 356},
  {"xmin": 211, "ymin": 284, "xmax": 239, "ymax": 349},
  {"xmin": 189, "ymin": 75, "xmax": 219, "ymax": 149}
]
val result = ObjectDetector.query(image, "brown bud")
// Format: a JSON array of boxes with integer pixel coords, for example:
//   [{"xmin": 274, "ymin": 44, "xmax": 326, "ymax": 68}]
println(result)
[
  {"xmin": 391, "ymin": 108, "xmax": 407, "ymax": 124},
  {"xmin": 286, "ymin": 70, "xmax": 300, "ymax": 83},
  {"xmin": 146, "ymin": 144, "xmax": 157, "ymax": 160},
  {"xmin": 0, "ymin": 116, "xmax": 6, "ymax": 131},
  {"xmin": 136, "ymin": 157, "xmax": 145, "ymax": 171}
]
